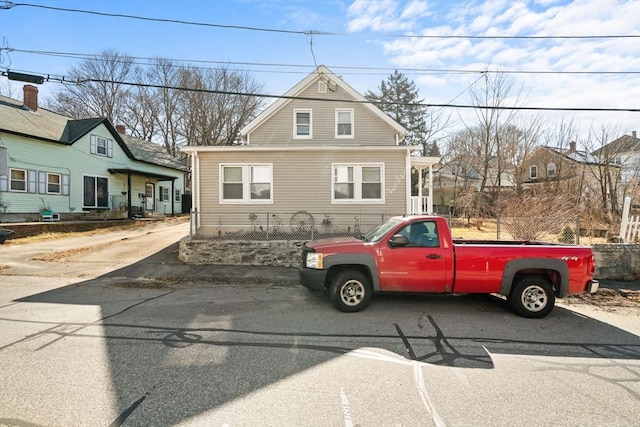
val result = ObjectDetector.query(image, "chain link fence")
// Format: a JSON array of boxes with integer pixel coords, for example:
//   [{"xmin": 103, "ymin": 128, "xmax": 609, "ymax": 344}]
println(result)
[
  {"xmin": 189, "ymin": 211, "xmax": 400, "ymax": 241},
  {"xmin": 188, "ymin": 211, "xmax": 584, "ymax": 244},
  {"xmin": 497, "ymin": 216, "xmax": 581, "ymax": 244}
]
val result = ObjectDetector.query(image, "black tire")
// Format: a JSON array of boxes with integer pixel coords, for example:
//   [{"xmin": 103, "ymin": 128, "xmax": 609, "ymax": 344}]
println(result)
[
  {"xmin": 329, "ymin": 270, "xmax": 372, "ymax": 312},
  {"xmin": 509, "ymin": 276, "xmax": 555, "ymax": 318}
]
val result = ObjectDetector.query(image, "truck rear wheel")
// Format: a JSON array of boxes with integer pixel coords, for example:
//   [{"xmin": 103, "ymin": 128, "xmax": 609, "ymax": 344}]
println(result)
[
  {"xmin": 329, "ymin": 270, "xmax": 372, "ymax": 312},
  {"xmin": 509, "ymin": 277, "xmax": 555, "ymax": 318}
]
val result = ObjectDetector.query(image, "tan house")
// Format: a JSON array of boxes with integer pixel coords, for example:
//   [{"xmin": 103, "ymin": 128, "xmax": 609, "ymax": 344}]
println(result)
[
  {"xmin": 519, "ymin": 141, "xmax": 612, "ymax": 203},
  {"xmin": 182, "ymin": 65, "xmax": 440, "ymax": 238},
  {"xmin": 593, "ymin": 131, "xmax": 640, "ymax": 202}
]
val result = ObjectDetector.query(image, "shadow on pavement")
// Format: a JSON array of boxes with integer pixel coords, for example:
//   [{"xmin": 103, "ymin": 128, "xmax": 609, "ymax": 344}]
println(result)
[{"xmin": 8, "ymin": 245, "xmax": 640, "ymax": 425}]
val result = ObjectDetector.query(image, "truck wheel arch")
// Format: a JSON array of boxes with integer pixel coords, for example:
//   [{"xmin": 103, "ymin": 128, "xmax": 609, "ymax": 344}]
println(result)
[
  {"xmin": 500, "ymin": 258, "xmax": 569, "ymax": 297},
  {"xmin": 324, "ymin": 253, "xmax": 380, "ymax": 291}
]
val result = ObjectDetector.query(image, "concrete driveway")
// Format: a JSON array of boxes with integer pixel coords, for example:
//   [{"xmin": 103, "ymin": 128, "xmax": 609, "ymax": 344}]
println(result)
[{"xmin": 1, "ymin": 220, "xmax": 639, "ymax": 426}]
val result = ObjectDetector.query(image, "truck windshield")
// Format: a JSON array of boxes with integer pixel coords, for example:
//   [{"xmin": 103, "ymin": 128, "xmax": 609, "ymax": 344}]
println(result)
[{"xmin": 362, "ymin": 218, "xmax": 402, "ymax": 242}]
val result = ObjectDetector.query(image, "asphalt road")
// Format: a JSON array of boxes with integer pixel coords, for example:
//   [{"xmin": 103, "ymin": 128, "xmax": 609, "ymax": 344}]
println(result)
[{"xmin": 1, "ymin": 220, "xmax": 639, "ymax": 426}]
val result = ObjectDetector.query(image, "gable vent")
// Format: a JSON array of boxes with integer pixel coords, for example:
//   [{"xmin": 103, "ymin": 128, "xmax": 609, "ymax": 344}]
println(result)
[{"xmin": 318, "ymin": 81, "xmax": 327, "ymax": 93}]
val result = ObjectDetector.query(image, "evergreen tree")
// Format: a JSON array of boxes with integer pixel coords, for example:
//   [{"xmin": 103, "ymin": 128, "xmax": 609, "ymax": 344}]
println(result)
[{"xmin": 365, "ymin": 71, "xmax": 428, "ymax": 148}]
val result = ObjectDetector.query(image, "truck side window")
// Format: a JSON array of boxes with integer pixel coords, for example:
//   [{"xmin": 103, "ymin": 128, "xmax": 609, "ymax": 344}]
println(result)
[{"xmin": 402, "ymin": 221, "xmax": 439, "ymax": 247}]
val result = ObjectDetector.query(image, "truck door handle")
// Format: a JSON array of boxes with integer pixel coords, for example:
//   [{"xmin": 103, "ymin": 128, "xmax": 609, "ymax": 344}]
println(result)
[{"xmin": 426, "ymin": 253, "xmax": 442, "ymax": 259}]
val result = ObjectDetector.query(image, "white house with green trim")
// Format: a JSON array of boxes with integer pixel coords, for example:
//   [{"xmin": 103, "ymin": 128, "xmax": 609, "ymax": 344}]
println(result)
[{"xmin": 0, "ymin": 85, "xmax": 189, "ymax": 222}]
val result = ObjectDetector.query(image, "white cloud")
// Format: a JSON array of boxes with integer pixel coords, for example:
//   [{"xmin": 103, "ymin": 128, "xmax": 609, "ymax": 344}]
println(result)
[
  {"xmin": 344, "ymin": 0, "xmax": 640, "ymax": 133},
  {"xmin": 346, "ymin": 0, "xmax": 431, "ymax": 32}
]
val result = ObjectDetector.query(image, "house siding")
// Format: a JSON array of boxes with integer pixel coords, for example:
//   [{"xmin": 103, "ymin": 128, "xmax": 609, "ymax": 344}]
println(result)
[
  {"xmin": 249, "ymin": 84, "xmax": 399, "ymax": 147},
  {"xmin": 196, "ymin": 149, "xmax": 407, "ymax": 216},
  {"xmin": 0, "ymin": 124, "xmax": 186, "ymax": 216}
]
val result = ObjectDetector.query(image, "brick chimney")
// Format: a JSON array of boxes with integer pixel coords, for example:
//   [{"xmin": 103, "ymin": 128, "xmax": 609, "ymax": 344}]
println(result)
[
  {"xmin": 568, "ymin": 141, "xmax": 576, "ymax": 152},
  {"xmin": 23, "ymin": 85, "xmax": 38, "ymax": 111},
  {"xmin": 116, "ymin": 124, "xmax": 126, "ymax": 134}
]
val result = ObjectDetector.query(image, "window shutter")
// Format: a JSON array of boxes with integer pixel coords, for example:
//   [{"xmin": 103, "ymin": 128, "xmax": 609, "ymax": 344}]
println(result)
[
  {"xmin": 38, "ymin": 171, "xmax": 46, "ymax": 194},
  {"xmin": 107, "ymin": 140, "xmax": 113, "ymax": 158},
  {"xmin": 62, "ymin": 174, "xmax": 70, "ymax": 195},
  {"xmin": 29, "ymin": 170, "xmax": 38, "ymax": 193},
  {"xmin": 0, "ymin": 147, "xmax": 7, "ymax": 175},
  {"xmin": 90, "ymin": 135, "xmax": 96, "ymax": 154},
  {"xmin": 0, "ymin": 175, "xmax": 7, "ymax": 192}
]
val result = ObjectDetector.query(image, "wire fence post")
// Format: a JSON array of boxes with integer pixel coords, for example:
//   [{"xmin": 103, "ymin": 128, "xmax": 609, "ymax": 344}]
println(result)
[
  {"xmin": 496, "ymin": 215, "xmax": 501, "ymax": 240},
  {"xmin": 575, "ymin": 216, "xmax": 580, "ymax": 245}
]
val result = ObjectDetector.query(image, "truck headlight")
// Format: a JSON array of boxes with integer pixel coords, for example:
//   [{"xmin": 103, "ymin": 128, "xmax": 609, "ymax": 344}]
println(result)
[{"xmin": 306, "ymin": 252, "xmax": 324, "ymax": 269}]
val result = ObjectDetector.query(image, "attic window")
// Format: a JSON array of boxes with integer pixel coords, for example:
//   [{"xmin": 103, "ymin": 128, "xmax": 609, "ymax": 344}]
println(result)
[
  {"xmin": 294, "ymin": 109, "xmax": 312, "ymax": 139},
  {"xmin": 90, "ymin": 135, "xmax": 113, "ymax": 158},
  {"xmin": 318, "ymin": 81, "xmax": 327, "ymax": 93}
]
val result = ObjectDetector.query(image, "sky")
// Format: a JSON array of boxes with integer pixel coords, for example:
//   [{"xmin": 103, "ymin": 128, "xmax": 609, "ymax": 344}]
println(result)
[{"xmin": 0, "ymin": 0, "xmax": 639, "ymax": 146}]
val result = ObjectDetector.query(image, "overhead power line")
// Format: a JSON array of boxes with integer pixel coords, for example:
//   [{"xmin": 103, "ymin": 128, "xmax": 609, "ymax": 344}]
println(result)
[
  {"xmin": 2, "ymin": 2, "xmax": 639, "ymax": 40},
  {"xmin": 3, "ymin": 48, "xmax": 639, "ymax": 76},
  {"xmin": 3, "ymin": 69, "xmax": 638, "ymax": 113}
]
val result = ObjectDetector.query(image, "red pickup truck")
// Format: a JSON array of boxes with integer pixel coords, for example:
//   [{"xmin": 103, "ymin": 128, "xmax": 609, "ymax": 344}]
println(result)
[{"xmin": 299, "ymin": 215, "xmax": 599, "ymax": 318}]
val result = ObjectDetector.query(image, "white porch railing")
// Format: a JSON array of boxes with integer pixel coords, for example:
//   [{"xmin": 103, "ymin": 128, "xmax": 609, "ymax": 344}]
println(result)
[{"xmin": 410, "ymin": 196, "xmax": 432, "ymax": 214}]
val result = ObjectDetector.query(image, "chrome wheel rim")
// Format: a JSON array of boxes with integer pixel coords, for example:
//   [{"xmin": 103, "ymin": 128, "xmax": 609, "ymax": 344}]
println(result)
[
  {"xmin": 521, "ymin": 285, "xmax": 548, "ymax": 312},
  {"xmin": 340, "ymin": 280, "xmax": 365, "ymax": 307}
]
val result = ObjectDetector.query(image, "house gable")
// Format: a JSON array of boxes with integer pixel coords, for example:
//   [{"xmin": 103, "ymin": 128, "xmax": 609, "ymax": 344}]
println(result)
[{"xmin": 240, "ymin": 65, "xmax": 406, "ymax": 147}]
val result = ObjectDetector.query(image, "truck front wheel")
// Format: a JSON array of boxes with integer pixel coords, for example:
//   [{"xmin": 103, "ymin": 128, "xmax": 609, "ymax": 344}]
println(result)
[
  {"xmin": 509, "ymin": 277, "xmax": 555, "ymax": 318},
  {"xmin": 329, "ymin": 270, "xmax": 372, "ymax": 312}
]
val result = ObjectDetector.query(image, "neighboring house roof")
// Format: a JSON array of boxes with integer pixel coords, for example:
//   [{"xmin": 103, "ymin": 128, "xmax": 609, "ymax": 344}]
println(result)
[
  {"xmin": 593, "ymin": 133, "xmax": 640, "ymax": 157},
  {"xmin": 240, "ymin": 64, "xmax": 407, "ymax": 139},
  {"xmin": 120, "ymin": 133, "xmax": 189, "ymax": 171},
  {"xmin": 538, "ymin": 145, "xmax": 603, "ymax": 165},
  {"xmin": 0, "ymin": 94, "xmax": 187, "ymax": 172}
]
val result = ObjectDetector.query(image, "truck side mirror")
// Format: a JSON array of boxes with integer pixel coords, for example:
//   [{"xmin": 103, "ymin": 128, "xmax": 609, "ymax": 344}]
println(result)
[{"xmin": 389, "ymin": 234, "xmax": 409, "ymax": 247}]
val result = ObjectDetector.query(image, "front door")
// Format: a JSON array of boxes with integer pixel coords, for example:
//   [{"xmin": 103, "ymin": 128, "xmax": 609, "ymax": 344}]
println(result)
[
  {"xmin": 377, "ymin": 220, "xmax": 450, "ymax": 293},
  {"xmin": 145, "ymin": 183, "xmax": 155, "ymax": 211}
]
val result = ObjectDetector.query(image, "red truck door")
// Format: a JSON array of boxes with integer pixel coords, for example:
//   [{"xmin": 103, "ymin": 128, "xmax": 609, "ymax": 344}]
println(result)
[{"xmin": 377, "ymin": 219, "xmax": 451, "ymax": 292}]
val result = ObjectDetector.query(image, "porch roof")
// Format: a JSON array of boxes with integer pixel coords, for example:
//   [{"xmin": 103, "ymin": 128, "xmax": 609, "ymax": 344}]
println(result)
[
  {"xmin": 411, "ymin": 156, "xmax": 441, "ymax": 169},
  {"xmin": 108, "ymin": 168, "xmax": 179, "ymax": 181}
]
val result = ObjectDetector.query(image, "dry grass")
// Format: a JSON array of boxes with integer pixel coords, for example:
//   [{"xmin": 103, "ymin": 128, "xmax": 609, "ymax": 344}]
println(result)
[
  {"xmin": 450, "ymin": 218, "xmax": 608, "ymax": 244},
  {"xmin": 6, "ymin": 224, "xmax": 143, "ymax": 245}
]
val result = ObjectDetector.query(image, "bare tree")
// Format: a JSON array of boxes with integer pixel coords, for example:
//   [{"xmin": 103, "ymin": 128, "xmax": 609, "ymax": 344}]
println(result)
[
  {"xmin": 464, "ymin": 71, "xmax": 522, "ymax": 195},
  {"xmin": 584, "ymin": 125, "xmax": 624, "ymax": 219},
  {"xmin": 179, "ymin": 65, "xmax": 264, "ymax": 146},
  {"xmin": 47, "ymin": 49, "xmax": 134, "ymax": 124},
  {"xmin": 126, "ymin": 58, "xmax": 183, "ymax": 155}
]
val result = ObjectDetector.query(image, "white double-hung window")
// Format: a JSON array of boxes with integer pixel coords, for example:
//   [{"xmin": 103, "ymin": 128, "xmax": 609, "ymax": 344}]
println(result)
[
  {"xmin": 335, "ymin": 109, "xmax": 354, "ymax": 138},
  {"xmin": 547, "ymin": 162, "xmax": 556, "ymax": 178},
  {"xmin": 332, "ymin": 163, "xmax": 383, "ymax": 203},
  {"xmin": 9, "ymin": 168, "xmax": 27, "ymax": 192},
  {"xmin": 294, "ymin": 109, "xmax": 312, "ymax": 139},
  {"xmin": 221, "ymin": 164, "xmax": 272, "ymax": 203},
  {"xmin": 90, "ymin": 135, "xmax": 113, "ymax": 157}
]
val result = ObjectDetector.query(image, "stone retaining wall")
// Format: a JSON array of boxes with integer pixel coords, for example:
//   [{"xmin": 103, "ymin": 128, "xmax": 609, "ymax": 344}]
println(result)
[
  {"xmin": 179, "ymin": 237, "xmax": 304, "ymax": 267},
  {"xmin": 592, "ymin": 243, "xmax": 640, "ymax": 280},
  {"xmin": 179, "ymin": 238, "xmax": 640, "ymax": 281}
]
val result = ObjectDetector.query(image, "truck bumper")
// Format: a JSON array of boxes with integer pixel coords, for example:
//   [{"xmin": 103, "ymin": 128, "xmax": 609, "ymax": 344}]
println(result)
[
  {"xmin": 298, "ymin": 266, "xmax": 327, "ymax": 292},
  {"xmin": 587, "ymin": 280, "xmax": 599, "ymax": 293}
]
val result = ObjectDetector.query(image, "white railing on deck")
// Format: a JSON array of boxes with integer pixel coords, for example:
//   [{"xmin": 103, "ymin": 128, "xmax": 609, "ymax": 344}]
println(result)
[{"xmin": 410, "ymin": 196, "xmax": 431, "ymax": 214}]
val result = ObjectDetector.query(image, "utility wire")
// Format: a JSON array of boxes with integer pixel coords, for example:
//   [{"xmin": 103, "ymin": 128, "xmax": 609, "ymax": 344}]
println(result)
[
  {"xmin": 3, "ymin": 48, "xmax": 639, "ymax": 76},
  {"xmin": 3, "ymin": 69, "xmax": 637, "ymax": 113},
  {"xmin": 2, "ymin": 2, "xmax": 639, "ymax": 40}
]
